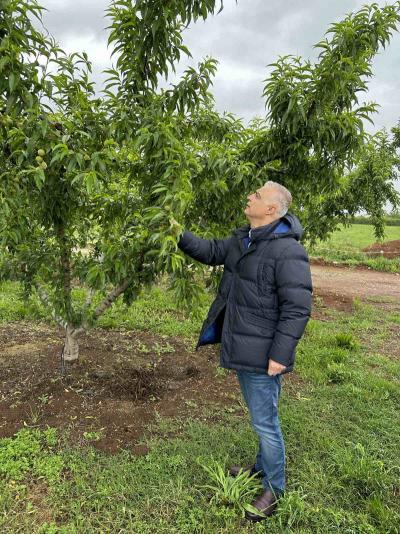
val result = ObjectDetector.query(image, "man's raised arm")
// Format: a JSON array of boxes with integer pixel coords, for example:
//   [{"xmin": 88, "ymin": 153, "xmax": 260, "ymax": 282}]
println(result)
[{"xmin": 178, "ymin": 230, "xmax": 233, "ymax": 266}]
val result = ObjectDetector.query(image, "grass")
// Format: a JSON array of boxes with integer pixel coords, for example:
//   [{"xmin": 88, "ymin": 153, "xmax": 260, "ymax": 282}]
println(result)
[
  {"xmin": 0, "ymin": 282, "xmax": 400, "ymax": 532},
  {"xmin": 308, "ymin": 223, "xmax": 400, "ymax": 272},
  {"xmin": 0, "ymin": 278, "xmax": 209, "ymax": 338}
]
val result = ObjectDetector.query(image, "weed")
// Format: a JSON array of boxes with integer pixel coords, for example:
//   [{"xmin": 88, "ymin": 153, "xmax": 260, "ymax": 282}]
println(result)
[
  {"xmin": 0, "ymin": 428, "xmax": 61, "ymax": 482},
  {"xmin": 184, "ymin": 400, "xmax": 198, "ymax": 408},
  {"xmin": 135, "ymin": 340, "xmax": 151, "ymax": 353},
  {"xmin": 274, "ymin": 490, "xmax": 309, "ymax": 530},
  {"xmin": 329, "ymin": 442, "xmax": 393, "ymax": 498},
  {"xmin": 197, "ymin": 458, "xmax": 260, "ymax": 509},
  {"xmin": 153, "ymin": 341, "xmax": 175, "ymax": 355},
  {"xmin": 330, "ymin": 348, "xmax": 349, "ymax": 363},
  {"xmin": 214, "ymin": 367, "xmax": 228, "ymax": 378},
  {"xmin": 38, "ymin": 393, "xmax": 51, "ymax": 405},
  {"xmin": 334, "ymin": 332, "xmax": 358, "ymax": 350},
  {"xmin": 83, "ymin": 430, "xmax": 104, "ymax": 442},
  {"xmin": 388, "ymin": 313, "xmax": 400, "ymax": 324},
  {"xmin": 25, "ymin": 404, "xmax": 43, "ymax": 426},
  {"xmin": 326, "ymin": 362, "xmax": 354, "ymax": 384}
]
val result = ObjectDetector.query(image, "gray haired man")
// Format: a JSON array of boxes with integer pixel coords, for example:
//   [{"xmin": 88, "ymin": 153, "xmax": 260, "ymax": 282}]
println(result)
[{"xmin": 178, "ymin": 181, "xmax": 313, "ymax": 521}]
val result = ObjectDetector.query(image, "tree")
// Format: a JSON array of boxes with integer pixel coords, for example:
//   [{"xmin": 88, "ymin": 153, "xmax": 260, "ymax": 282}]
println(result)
[
  {"xmin": 1, "ymin": 0, "xmax": 399, "ymax": 362},
  {"xmin": 0, "ymin": 0, "xmax": 232, "ymax": 360},
  {"xmin": 304, "ymin": 126, "xmax": 400, "ymax": 242},
  {"xmin": 239, "ymin": 2, "xmax": 400, "ymax": 244}
]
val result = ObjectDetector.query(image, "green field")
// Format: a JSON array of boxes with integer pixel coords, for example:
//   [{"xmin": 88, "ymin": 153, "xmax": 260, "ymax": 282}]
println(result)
[
  {"xmin": 309, "ymin": 224, "xmax": 400, "ymax": 272},
  {"xmin": 0, "ymin": 281, "xmax": 399, "ymax": 533}
]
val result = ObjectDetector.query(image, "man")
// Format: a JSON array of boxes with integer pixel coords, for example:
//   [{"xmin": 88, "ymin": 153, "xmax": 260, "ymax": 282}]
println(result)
[{"xmin": 177, "ymin": 181, "xmax": 312, "ymax": 522}]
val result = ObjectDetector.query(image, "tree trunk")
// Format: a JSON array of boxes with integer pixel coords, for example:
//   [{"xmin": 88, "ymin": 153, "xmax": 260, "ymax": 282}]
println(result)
[
  {"xmin": 63, "ymin": 326, "xmax": 79, "ymax": 361},
  {"xmin": 59, "ymin": 278, "xmax": 133, "ymax": 363}
]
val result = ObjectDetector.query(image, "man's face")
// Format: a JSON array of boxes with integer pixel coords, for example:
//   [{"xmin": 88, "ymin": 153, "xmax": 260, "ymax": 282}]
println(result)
[{"xmin": 244, "ymin": 186, "xmax": 279, "ymax": 220}]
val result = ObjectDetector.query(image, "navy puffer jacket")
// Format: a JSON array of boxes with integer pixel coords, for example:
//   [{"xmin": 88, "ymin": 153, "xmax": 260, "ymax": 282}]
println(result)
[{"xmin": 177, "ymin": 214, "xmax": 313, "ymax": 374}]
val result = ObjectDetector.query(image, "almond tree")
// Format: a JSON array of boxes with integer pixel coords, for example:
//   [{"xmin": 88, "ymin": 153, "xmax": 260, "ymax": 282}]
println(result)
[
  {"xmin": 0, "ymin": 0, "xmax": 236, "ymax": 360},
  {"xmin": 1, "ymin": 0, "xmax": 399, "ymax": 363}
]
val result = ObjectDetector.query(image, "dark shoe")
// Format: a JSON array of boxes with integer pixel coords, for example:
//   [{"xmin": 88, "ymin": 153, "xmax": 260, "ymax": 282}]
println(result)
[
  {"xmin": 228, "ymin": 464, "xmax": 263, "ymax": 478},
  {"xmin": 245, "ymin": 488, "xmax": 279, "ymax": 522}
]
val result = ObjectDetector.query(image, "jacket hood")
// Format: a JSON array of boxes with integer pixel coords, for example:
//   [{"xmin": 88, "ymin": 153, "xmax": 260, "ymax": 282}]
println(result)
[{"xmin": 233, "ymin": 212, "xmax": 304, "ymax": 242}]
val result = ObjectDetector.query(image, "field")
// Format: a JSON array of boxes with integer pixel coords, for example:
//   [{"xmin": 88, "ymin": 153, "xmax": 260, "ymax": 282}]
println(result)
[
  {"xmin": 3, "ymin": 0, "xmax": 400, "ymax": 530},
  {"xmin": 0, "ymin": 224, "xmax": 400, "ymax": 533},
  {"xmin": 309, "ymin": 223, "xmax": 400, "ymax": 272}
]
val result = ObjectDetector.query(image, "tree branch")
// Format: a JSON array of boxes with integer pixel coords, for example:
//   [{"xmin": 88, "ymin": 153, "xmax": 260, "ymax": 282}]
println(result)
[
  {"xmin": 35, "ymin": 284, "xmax": 68, "ymax": 330},
  {"xmin": 73, "ymin": 278, "xmax": 132, "ymax": 336}
]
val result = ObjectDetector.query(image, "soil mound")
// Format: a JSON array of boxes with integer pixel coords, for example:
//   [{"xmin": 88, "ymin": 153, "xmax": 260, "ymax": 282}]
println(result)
[{"xmin": 362, "ymin": 240, "xmax": 400, "ymax": 258}]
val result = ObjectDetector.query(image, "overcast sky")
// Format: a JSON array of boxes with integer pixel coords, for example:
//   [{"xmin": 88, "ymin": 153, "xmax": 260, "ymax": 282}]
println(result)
[
  {"xmin": 39, "ymin": 1, "xmax": 399, "ymax": 201},
  {"xmin": 40, "ymin": 0, "xmax": 400, "ymax": 132}
]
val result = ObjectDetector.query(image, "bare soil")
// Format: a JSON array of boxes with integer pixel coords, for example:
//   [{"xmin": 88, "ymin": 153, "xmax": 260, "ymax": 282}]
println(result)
[
  {"xmin": 362, "ymin": 239, "xmax": 400, "ymax": 258},
  {"xmin": 311, "ymin": 264, "xmax": 400, "ymax": 311},
  {"xmin": 0, "ymin": 264, "xmax": 398, "ymax": 454},
  {"xmin": 0, "ymin": 324, "xmax": 243, "ymax": 453}
]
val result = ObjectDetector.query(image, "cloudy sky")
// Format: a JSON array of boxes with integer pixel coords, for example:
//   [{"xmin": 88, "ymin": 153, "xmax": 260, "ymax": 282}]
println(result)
[
  {"xmin": 38, "ymin": 0, "xmax": 400, "ymax": 204},
  {"xmin": 39, "ymin": 0, "xmax": 400, "ymax": 133}
]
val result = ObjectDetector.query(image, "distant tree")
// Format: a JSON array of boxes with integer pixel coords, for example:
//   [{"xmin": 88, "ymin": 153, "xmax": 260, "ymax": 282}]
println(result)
[{"xmin": 308, "ymin": 126, "xmax": 400, "ymax": 240}]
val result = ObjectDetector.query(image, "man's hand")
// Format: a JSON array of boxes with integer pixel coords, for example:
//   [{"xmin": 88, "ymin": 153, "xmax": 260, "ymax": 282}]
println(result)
[{"xmin": 267, "ymin": 359, "xmax": 286, "ymax": 376}]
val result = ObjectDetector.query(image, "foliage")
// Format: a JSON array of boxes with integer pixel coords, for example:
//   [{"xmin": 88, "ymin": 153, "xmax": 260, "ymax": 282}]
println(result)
[
  {"xmin": 241, "ymin": 3, "xmax": 400, "ymax": 243},
  {"xmin": 197, "ymin": 458, "xmax": 260, "ymax": 508},
  {"xmin": 310, "ymin": 128, "xmax": 400, "ymax": 242},
  {"xmin": 1, "ymin": 0, "xmax": 400, "ymax": 356},
  {"xmin": 352, "ymin": 214, "xmax": 400, "ymax": 226},
  {"xmin": 0, "ymin": 0, "xmax": 239, "ymax": 350},
  {"xmin": 334, "ymin": 332, "xmax": 358, "ymax": 350},
  {"xmin": 0, "ymin": 428, "xmax": 61, "ymax": 481},
  {"xmin": 326, "ymin": 362, "xmax": 354, "ymax": 384}
]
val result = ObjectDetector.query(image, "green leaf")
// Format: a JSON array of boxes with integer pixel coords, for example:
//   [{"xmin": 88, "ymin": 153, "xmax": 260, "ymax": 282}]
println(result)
[
  {"xmin": 9, "ymin": 72, "xmax": 17, "ymax": 92},
  {"xmin": 33, "ymin": 168, "xmax": 45, "ymax": 190}
]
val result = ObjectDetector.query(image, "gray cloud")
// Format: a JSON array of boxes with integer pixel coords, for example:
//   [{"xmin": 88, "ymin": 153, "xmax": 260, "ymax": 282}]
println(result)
[
  {"xmin": 40, "ymin": 0, "xmax": 400, "ymax": 197},
  {"xmin": 41, "ymin": 0, "xmax": 110, "ymax": 40},
  {"xmin": 178, "ymin": 0, "xmax": 400, "ymax": 129},
  {"xmin": 40, "ymin": 0, "xmax": 400, "ymax": 130}
]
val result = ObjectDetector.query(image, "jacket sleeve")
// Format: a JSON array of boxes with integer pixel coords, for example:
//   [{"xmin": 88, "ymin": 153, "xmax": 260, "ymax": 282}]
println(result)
[
  {"xmin": 268, "ymin": 244, "xmax": 313, "ymax": 367},
  {"xmin": 177, "ymin": 230, "xmax": 233, "ymax": 266}
]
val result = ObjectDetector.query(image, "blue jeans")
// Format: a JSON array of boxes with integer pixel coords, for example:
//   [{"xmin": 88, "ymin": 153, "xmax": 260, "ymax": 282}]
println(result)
[{"xmin": 236, "ymin": 370, "xmax": 285, "ymax": 495}]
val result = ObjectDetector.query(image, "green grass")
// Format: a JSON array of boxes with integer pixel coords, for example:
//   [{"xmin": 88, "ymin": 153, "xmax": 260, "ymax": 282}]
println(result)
[
  {"xmin": 0, "ymin": 283, "xmax": 399, "ymax": 532},
  {"xmin": 0, "ymin": 279, "xmax": 209, "ymax": 339},
  {"xmin": 320, "ymin": 224, "xmax": 400, "ymax": 249},
  {"xmin": 308, "ymin": 224, "xmax": 400, "ymax": 272}
]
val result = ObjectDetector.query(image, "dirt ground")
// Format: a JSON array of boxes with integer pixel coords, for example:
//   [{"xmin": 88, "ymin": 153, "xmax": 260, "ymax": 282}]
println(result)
[
  {"xmin": 362, "ymin": 239, "xmax": 400, "ymax": 258},
  {"xmin": 0, "ymin": 324, "xmax": 241, "ymax": 454},
  {"xmin": 0, "ymin": 264, "xmax": 398, "ymax": 454},
  {"xmin": 311, "ymin": 263, "xmax": 400, "ymax": 308}
]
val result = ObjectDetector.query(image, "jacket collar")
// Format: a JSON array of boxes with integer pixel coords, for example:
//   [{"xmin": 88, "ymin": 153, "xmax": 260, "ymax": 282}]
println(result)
[
  {"xmin": 233, "ymin": 218, "xmax": 282, "ymax": 242},
  {"xmin": 233, "ymin": 212, "xmax": 303, "ymax": 242}
]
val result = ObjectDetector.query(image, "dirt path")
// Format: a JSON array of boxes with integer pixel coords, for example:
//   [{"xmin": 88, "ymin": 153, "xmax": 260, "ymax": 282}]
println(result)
[{"xmin": 311, "ymin": 264, "xmax": 400, "ymax": 308}]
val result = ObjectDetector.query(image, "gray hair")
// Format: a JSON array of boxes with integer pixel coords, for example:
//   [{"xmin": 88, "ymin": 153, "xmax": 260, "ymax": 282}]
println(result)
[{"xmin": 263, "ymin": 181, "xmax": 292, "ymax": 217}]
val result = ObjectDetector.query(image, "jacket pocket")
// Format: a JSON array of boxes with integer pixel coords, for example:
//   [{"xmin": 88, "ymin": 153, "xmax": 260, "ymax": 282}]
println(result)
[
  {"xmin": 257, "ymin": 261, "xmax": 276, "ymax": 296},
  {"xmin": 246, "ymin": 312, "xmax": 276, "ymax": 337}
]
